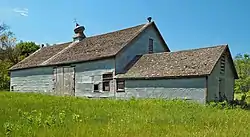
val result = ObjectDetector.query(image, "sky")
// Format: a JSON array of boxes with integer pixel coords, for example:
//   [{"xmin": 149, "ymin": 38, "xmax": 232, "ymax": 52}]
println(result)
[{"xmin": 0, "ymin": 0, "xmax": 250, "ymax": 56}]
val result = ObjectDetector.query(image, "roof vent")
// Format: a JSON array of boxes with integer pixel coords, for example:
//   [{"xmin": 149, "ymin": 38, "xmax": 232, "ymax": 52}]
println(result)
[
  {"xmin": 73, "ymin": 22, "xmax": 86, "ymax": 42},
  {"xmin": 147, "ymin": 17, "xmax": 152, "ymax": 23}
]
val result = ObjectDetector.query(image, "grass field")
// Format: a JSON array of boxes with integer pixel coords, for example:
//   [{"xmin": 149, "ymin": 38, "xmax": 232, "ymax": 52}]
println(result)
[{"xmin": 0, "ymin": 92, "xmax": 249, "ymax": 137}]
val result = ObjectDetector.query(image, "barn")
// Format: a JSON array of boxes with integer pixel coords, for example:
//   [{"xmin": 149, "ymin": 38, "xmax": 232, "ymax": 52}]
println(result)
[{"xmin": 9, "ymin": 18, "xmax": 238, "ymax": 103}]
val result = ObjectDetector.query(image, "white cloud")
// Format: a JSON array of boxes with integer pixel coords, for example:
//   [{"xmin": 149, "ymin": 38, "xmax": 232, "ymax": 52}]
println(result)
[
  {"xmin": 13, "ymin": 8, "xmax": 28, "ymax": 17},
  {"xmin": 20, "ymin": 12, "xmax": 28, "ymax": 16}
]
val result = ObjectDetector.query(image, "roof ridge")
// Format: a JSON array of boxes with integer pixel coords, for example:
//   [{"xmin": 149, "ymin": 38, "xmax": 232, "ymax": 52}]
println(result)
[
  {"xmin": 172, "ymin": 44, "xmax": 228, "ymax": 53},
  {"xmin": 42, "ymin": 24, "xmax": 147, "ymax": 46},
  {"xmin": 85, "ymin": 23, "xmax": 147, "ymax": 39},
  {"xmin": 142, "ymin": 44, "xmax": 228, "ymax": 57},
  {"xmin": 48, "ymin": 22, "xmax": 150, "ymax": 65},
  {"xmin": 40, "ymin": 42, "xmax": 77, "ymax": 65}
]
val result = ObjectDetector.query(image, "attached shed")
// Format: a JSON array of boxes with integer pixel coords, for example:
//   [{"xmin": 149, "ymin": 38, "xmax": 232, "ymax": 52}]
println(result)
[{"xmin": 116, "ymin": 45, "xmax": 238, "ymax": 103}]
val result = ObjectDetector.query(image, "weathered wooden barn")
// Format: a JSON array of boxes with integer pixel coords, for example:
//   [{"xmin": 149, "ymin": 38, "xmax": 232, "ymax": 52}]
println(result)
[{"xmin": 9, "ymin": 18, "xmax": 238, "ymax": 103}]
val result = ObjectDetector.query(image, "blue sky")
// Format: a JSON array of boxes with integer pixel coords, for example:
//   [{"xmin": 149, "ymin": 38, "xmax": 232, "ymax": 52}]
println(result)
[{"xmin": 0, "ymin": 0, "xmax": 249, "ymax": 56}]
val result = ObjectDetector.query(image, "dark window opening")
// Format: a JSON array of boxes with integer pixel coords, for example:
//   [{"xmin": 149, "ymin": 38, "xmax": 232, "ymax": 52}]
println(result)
[
  {"xmin": 94, "ymin": 84, "xmax": 99, "ymax": 92},
  {"xmin": 103, "ymin": 82, "xmax": 110, "ymax": 91},
  {"xmin": 149, "ymin": 38, "xmax": 153, "ymax": 54},
  {"xmin": 102, "ymin": 73, "xmax": 113, "ymax": 91},
  {"xmin": 117, "ymin": 80, "xmax": 125, "ymax": 92}
]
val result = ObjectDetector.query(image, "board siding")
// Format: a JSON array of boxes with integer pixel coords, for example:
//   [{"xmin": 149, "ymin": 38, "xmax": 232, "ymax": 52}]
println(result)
[
  {"xmin": 54, "ymin": 67, "xmax": 75, "ymax": 96},
  {"xmin": 115, "ymin": 25, "xmax": 169, "ymax": 74},
  {"xmin": 74, "ymin": 58, "xmax": 116, "ymax": 98},
  {"xmin": 10, "ymin": 67, "xmax": 54, "ymax": 93},
  {"xmin": 118, "ymin": 78, "xmax": 207, "ymax": 103},
  {"xmin": 208, "ymin": 52, "xmax": 235, "ymax": 102}
]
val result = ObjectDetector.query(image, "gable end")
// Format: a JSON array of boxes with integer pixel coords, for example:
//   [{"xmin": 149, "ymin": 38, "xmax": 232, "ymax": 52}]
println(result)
[
  {"xmin": 116, "ymin": 22, "xmax": 170, "ymax": 57},
  {"xmin": 209, "ymin": 45, "xmax": 238, "ymax": 79}
]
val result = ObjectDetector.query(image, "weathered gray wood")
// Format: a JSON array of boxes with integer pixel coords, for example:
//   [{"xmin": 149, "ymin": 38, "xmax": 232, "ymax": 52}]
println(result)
[
  {"xmin": 55, "ymin": 67, "xmax": 64, "ymax": 95},
  {"xmin": 63, "ymin": 67, "xmax": 70, "ymax": 95},
  {"xmin": 63, "ymin": 67, "xmax": 75, "ymax": 96},
  {"xmin": 53, "ymin": 68, "xmax": 57, "ymax": 94},
  {"xmin": 53, "ymin": 66, "xmax": 75, "ymax": 96}
]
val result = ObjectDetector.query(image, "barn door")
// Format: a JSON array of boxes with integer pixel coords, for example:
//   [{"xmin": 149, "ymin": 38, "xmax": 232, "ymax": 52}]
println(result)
[
  {"xmin": 54, "ymin": 67, "xmax": 63, "ymax": 95},
  {"xmin": 63, "ymin": 67, "xmax": 75, "ymax": 96},
  {"xmin": 53, "ymin": 66, "xmax": 75, "ymax": 96}
]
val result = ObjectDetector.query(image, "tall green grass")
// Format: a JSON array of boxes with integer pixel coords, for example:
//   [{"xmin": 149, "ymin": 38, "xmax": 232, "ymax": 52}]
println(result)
[{"xmin": 0, "ymin": 92, "xmax": 249, "ymax": 137}]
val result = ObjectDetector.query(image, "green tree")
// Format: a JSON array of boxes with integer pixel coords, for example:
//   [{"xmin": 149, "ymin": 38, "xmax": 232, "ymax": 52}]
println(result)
[
  {"xmin": 15, "ymin": 41, "xmax": 40, "ymax": 60},
  {"xmin": 234, "ymin": 54, "xmax": 250, "ymax": 95},
  {"xmin": 0, "ymin": 23, "xmax": 19, "ymax": 64},
  {"xmin": 0, "ymin": 61, "xmax": 11, "ymax": 89},
  {"xmin": 0, "ymin": 23, "xmax": 39, "ymax": 90},
  {"xmin": 0, "ymin": 23, "xmax": 13, "ymax": 90}
]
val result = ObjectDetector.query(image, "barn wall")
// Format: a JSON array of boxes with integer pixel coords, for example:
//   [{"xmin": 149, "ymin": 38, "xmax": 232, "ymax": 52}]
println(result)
[
  {"xmin": 207, "ymin": 60, "xmax": 221, "ymax": 101},
  {"xmin": 115, "ymin": 25, "xmax": 168, "ymax": 73},
  {"xmin": 208, "ymin": 52, "xmax": 235, "ymax": 102},
  {"xmin": 117, "ymin": 78, "xmax": 206, "ymax": 103},
  {"xmin": 10, "ymin": 67, "xmax": 54, "ymax": 93},
  {"xmin": 74, "ymin": 58, "xmax": 116, "ymax": 98},
  {"xmin": 225, "ymin": 56, "xmax": 235, "ymax": 101}
]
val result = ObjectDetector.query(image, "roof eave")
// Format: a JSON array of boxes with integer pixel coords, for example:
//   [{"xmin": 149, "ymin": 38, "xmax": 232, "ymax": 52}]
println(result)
[
  {"xmin": 151, "ymin": 22, "xmax": 170, "ymax": 52},
  {"xmin": 10, "ymin": 55, "xmax": 115, "ymax": 71},
  {"xmin": 116, "ymin": 74, "xmax": 208, "ymax": 80},
  {"xmin": 209, "ymin": 45, "xmax": 238, "ymax": 79},
  {"xmin": 226, "ymin": 46, "xmax": 239, "ymax": 79}
]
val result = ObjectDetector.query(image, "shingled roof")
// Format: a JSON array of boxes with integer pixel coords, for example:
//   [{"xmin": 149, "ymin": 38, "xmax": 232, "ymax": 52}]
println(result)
[
  {"xmin": 117, "ymin": 45, "xmax": 238, "ymax": 79},
  {"xmin": 11, "ymin": 22, "xmax": 168, "ymax": 70},
  {"xmin": 10, "ymin": 42, "xmax": 71, "ymax": 70}
]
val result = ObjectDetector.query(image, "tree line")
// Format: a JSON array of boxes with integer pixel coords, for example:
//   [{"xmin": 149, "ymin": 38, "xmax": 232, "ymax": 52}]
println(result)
[
  {"xmin": 0, "ymin": 23, "xmax": 40, "ymax": 89},
  {"xmin": 0, "ymin": 23, "xmax": 249, "ymax": 96}
]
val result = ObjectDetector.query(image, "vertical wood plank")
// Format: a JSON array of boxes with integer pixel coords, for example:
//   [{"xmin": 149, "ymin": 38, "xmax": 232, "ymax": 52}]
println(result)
[
  {"xmin": 57, "ymin": 67, "xmax": 64, "ymax": 95},
  {"xmin": 53, "ymin": 68, "xmax": 57, "ymax": 94},
  {"xmin": 69, "ymin": 67, "xmax": 75, "ymax": 96},
  {"xmin": 63, "ymin": 67, "xmax": 70, "ymax": 96}
]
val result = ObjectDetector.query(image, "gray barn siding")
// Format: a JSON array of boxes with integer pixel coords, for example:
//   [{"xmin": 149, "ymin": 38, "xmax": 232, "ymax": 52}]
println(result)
[
  {"xmin": 74, "ymin": 58, "xmax": 116, "ymax": 98},
  {"xmin": 207, "ymin": 62, "xmax": 220, "ymax": 101},
  {"xmin": 207, "ymin": 53, "xmax": 235, "ymax": 102},
  {"xmin": 115, "ymin": 26, "xmax": 167, "ymax": 73},
  {"xmin": 10, "ymin": 67, "xmax": 54, "ymax": 93},
  {"xmin": 224, "ymin": 56, "xmax": 235, "ymax": 101},
  {"xmin": 119, "ymin": 78, "xmax": 206, "ymax": 103}
]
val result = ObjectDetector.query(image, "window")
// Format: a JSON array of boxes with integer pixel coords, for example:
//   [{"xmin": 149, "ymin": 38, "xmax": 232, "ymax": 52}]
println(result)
[
  {"xmin": 94, "ymin": 84, "xmax": 99, "ymax": 92},
  {"xmin": 117, "ymin": 80, "xmax": 125, "ymax": 92},
  {"xmin": 149, "ymin": 38, "xmax": 153, "ymax": 54},
  {"xmin": 102, "ymin": 73, "xmax": 113, "ymax": 91}
]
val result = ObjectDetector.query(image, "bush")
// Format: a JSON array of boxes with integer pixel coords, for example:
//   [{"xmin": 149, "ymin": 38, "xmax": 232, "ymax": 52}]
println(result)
[{"xmin": 208, "ymin": 93, "xmax": 249, "ymax": 110}]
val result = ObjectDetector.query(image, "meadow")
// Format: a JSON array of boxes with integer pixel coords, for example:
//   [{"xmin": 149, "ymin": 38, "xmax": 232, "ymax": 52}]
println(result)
[{"xmin": 0, "ymin": 92, "xmax": 249, "ymax": 137}]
